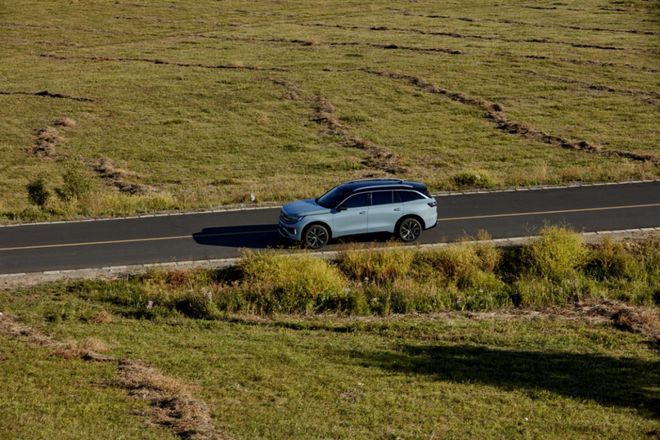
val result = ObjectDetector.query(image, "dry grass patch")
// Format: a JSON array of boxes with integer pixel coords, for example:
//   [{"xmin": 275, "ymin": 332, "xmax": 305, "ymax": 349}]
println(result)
[
  {"xmin": 53, "ymin": 116, "xmax": 77, "ymax": 128},
  {"xmin": 93, "ymin": 158, "xmax": 150, "ymax": 194},
  {"xmin": 0, "ymin": 312, "xmax": 229, "ymax": 440},
  {"xmin": 91, "ymin": 309, "xmax": 114, "ymax": 324},
  {"xmin": 27, "ymin": 127, "xmax": 60, "ymax": 159},
  {"xmin": 114, "ymin": 359, "xmax": 229, "ymax": 440}
]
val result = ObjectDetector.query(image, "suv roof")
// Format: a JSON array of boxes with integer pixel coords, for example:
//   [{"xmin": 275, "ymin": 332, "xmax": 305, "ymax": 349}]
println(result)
[{"xmin": 343, "ymin": 179, "xmax": 429, "ymax": 195}]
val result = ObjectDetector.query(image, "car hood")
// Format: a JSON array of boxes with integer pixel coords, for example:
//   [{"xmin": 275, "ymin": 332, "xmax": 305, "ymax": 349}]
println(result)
[{"xmin": 282, "ymin": 198, "xmax": 330, "ymax": 217}]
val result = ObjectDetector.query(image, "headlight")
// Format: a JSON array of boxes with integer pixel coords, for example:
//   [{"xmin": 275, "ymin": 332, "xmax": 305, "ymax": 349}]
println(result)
[{"xmin": 280, "ymin": 213, "xmax": 304, "ymax": 223}]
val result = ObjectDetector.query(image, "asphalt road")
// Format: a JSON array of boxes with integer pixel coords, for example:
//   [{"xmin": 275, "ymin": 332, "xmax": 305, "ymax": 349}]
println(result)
[{"xmin": 1, "ymin": 182, "xmax": 659, "ymax": 274}]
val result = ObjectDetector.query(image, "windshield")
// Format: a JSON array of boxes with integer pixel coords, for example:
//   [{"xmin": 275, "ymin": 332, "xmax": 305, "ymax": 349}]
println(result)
[{"xmin": 316, "ymin": 185, "xmax": 350, "ymax": 208}]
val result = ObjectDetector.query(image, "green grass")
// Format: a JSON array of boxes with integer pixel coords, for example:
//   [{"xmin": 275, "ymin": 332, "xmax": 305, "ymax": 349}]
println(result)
[
  {"xmin": 0, "ymin": 287, "xmax": 658, "ymax": 439},
  {"xmin": 0, "ymin": 336, "xmax": 175, "ymax": 440},
  {"xmin": 65, "ymin": 231, "xmax": 656, "ymax": 316},
  {"xmin": 1, "ymin": 0, "xmax": 658, "ymax": 221}
]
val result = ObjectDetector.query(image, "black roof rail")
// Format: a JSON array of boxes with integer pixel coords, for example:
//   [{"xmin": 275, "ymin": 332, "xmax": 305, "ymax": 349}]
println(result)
[
  {"xmin": 345, "ymin": 178, "xmax": 403, "ymax": 184},
  {"xmin": 355, "ymin": 184, "xmax": 413, "ymax": 191}
]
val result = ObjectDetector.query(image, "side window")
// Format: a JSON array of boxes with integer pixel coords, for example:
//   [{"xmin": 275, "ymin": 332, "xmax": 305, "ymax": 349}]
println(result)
[
  {"xmin": 371, "ymin": 191, "xmax": 393, "ymax": 206},
  {"xmin": 343, "ymin": 192, "xmax": 370, "ymax": 208},
  {"xmin": 395, "ymin": 190, "xmax": 425, "ymax": 203}
]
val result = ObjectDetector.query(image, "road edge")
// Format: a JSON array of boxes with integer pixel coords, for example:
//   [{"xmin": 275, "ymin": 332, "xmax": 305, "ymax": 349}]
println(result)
[
  {"xmin": 2, "ymin": 227, "xmax": 658, "ymax": 290},
  {"xmin": 1, "ymin": 179, "xmax": 657, "ymax": 228}
]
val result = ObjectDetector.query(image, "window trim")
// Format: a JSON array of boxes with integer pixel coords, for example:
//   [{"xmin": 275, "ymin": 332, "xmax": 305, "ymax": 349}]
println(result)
[
  {"xmin": 394, "ymin": 190, "xmax": 428, "ymax": 203},
  {"xmin": 369, "ymin": 189, "xmax": 395, "ymax": 206},
  {"xmin": 338, "ymin": 192, "xmax": 372, "ymax": 209}
]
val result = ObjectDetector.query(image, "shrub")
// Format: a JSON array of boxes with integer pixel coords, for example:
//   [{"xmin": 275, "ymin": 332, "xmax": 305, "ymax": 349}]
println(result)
[
  {"xmin": 416, "ymin": 242, "xmax": 500, "ymax": 285},
  {"xmin": 240, "ymin": 251, "xmax": 347, "ymax": 313},
  {"xmin": 585, "ymin": 238, "xmax": 644, "ymax": 281},
  {"xmin": 523, "ymin": 226, "xmax": 587, "ymax": 281},
  {"xmin": 56, "ymin": 167, "xmax": 92, "ymax": 201},
  {"xmin": 385, "ymin": 279, "xmax": 449, "ymax": 314},
  {"xmin": 173, "ymin": 290, "xmax": 221, "ymax": 319},
  {"xmin": 451, "ymin": 171, "xmax": 494, "ymax": 189},
  {"xmin": 339, "ymin": 246, "xmax": 413, "ymax": 284},
  {"xmin": 26, "ymin": 178, "xmax": 50, "ymax": 208}
]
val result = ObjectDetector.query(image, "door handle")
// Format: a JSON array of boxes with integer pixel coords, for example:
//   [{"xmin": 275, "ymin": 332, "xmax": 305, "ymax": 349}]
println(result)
[
  {"xmin": 359, "ymin": 211, "xmax": 366, "ymax": 215},
  {"xmin": 393, "ymin": 208, "xmax": 401, "ymax": 212}
]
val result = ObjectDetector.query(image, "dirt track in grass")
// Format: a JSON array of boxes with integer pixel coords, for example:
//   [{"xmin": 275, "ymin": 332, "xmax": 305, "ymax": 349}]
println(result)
[
  {"xmin": 361, "ymin": 69, "xmax": 659, "ymax": 165},
  {"xmin": 265, "ymin": 77, "xmax": 407, "ymax": 175},
  {"xmin": 0, "ymin": 313, "xmax": 230, "ymax": 440},
  {"xmin": 301, "ymin": 22, "xmax": 638, "ymax": 52}
]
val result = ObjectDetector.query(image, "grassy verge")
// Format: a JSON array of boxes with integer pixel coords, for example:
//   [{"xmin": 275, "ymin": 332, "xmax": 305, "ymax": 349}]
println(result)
[
  {"xmin": 38, "ymin": 228, "xmax": 657, "ymax": 319},
  {"xmin": 0, "ymin": 293, "xmax": 658, "ymax": 439},
  {"xmin": 1, "ymin": 0, "xmax": 658, "ymax": 221}
]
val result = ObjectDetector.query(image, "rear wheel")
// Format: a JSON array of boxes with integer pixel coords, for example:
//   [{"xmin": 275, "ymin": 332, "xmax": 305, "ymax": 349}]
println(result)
[
  {"xmin": 397, "ymin": 217, "xmax": 422, "ymax": 242},
  {"xmin": 303, "ymin": 224, "xmax": 330, "ymax": 249}
]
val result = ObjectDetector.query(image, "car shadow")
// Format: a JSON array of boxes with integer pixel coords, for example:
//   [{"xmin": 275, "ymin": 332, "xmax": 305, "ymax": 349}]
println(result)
[
  {"xmin": 192, "ymin": 224, "xmax": 282, "ymax": 249},
  {"xmin": 193, "ymin": 224, "xmax": 401, "ymax": 250},
  {"xmin": 343, "ymin": 344, "xmax": 660, "ymax": 418}
]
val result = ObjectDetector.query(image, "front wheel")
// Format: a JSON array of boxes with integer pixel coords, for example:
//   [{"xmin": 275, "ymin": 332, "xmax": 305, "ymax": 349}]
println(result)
[
  {"xmin": 303, "ymin": 224, "xmax": 330, "ymax": 249},
  {"xmin": 397, "ymin": 217, "xmax": 422, "ymax": 242}
]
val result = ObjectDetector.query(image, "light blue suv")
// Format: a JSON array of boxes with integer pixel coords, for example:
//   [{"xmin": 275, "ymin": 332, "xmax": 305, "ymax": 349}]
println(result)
[{"xmin": 279, "ymin": 179, "xmax": 438, "ymax": 249}]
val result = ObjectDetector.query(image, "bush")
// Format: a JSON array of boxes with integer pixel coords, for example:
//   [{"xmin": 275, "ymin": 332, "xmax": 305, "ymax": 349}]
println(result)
[
  {"xmin": 523, "ymin": 227, "xmax": 587, "ymax": 281},
  {"xmin": 173, "ymin": 290, "xmax": 221, "ymax": 319},
  {"xmin": 56, "ymin": 168, "xmax": 92, "ymax": 201},
  {"xmin": 415, "ymin": 242, "xmax": 501, "ymax": 286},
  {"xmin": 585, "ymin": 239, "xmax": 643, "ymax": 281},
  {"xmin": 26, "ymin": 178, "xmax": 50, "ymax": 208},
  {"xmin": 451, "ymin": 171, "xmax": 494, "ymax": 189},
  {"xmin": 339, "ymin": 246, "xmax": 413, "ymax": 284},
  {"xmin": 240, "ymin": 251, "xmax": 347, "ymax": 313}
]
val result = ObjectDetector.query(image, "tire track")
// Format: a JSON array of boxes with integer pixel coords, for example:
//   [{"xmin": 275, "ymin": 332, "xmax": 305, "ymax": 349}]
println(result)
[
  {"xmin": 521, "ymin": 69, "xmax": 660, "ymax": 106},
  {"xmin": 0, "ymin": 90, "xmax": 93, "ymax": 102},
  {"xmin": 388, "ymin": 8, "xmax": 658, "ymax": 36},
  {"xmin": 39, "ymin": 53, "xmax": 288, "ymax": 72},
  {"xmin": 301, "ymin": 23, "xmax": 637, "ymax": 52},
  {"xmin": 200, "ymin": 34, "xmax": 463, "ymax": 55},
  {"xmin": 264, "ymin": 77, "xmax": 407, "ymax": 174},
  {"xmin": 517, "ymin": 54, "xmax": 659, "ymax": 74},
  {"xmin": 360, "ymin": 69, "xmax": 658, "ymax": 165}
]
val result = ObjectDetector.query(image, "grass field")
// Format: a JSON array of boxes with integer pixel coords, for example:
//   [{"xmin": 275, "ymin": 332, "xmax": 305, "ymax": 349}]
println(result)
[
  {"xmin": 1, "ymin": 285, "xmax": 658, "ymax": 439},
  {"xmin": 1, "ymin": 0, "xmax": 659, "ymax": 221},
  {"xmin": 1, "ymin": 232, "xmax": 658, "ymax": 438}
]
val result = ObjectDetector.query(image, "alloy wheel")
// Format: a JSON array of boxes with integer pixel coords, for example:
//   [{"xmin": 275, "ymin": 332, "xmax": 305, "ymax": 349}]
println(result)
[
  {"xmin": 399, "ymin": 218, "xmax": 422, "ymax": 242},
  {"xmin": 305, "ymin": 225, "xmax": 329, "ymax": 249}
]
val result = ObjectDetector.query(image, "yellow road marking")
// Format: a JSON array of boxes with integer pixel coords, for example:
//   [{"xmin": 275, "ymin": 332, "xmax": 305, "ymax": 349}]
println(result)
[
  {"xmin": 438, "ymin": 202, "xmax": 660, "ymax": 222},
  {"xmin": 0, "ymin": 229, "xmax": 278, "ymax": 252},
  {"xmin": 0, "ymin": 203, "xmax": 658, "ymax": 252}
]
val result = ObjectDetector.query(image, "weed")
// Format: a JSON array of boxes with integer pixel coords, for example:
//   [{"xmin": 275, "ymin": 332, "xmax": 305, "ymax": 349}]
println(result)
[
  {"xmin": 240, "ymin": 251, "xmax": 347, "ymax": 313},
  {"xmin": 451, "ymin": 171, "xmax": 495, "ymax": 188},
  {"xmin": 56, "ymin": 167, "xmax": 93, "ymax": 201},
  {"xmin": 338, "ymin": 246, "xmax": 413, "ymax": 284},
  {"xmin": 523, "ymin": 226, "xmax": 587, "ymax": 281},
  {"xmin": 26, "ymin": 178, "xmax": 50, "ymax": 208}
]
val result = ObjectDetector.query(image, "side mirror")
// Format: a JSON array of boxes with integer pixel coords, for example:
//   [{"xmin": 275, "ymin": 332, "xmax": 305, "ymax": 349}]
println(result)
[{"xmin": 336, "ymin": 205, "xmax": 347, "ymax": 212}]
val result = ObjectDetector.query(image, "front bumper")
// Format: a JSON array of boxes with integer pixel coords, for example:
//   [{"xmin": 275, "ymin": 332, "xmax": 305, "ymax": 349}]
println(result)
[{"xmin": 278, "ymin": 222, "xmax": 302, "ymax": 241}]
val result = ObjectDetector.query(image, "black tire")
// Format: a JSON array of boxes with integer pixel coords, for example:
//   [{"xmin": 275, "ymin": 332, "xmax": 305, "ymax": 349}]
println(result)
[
  {"xmin": 303, "ymin": 224, "xmax": 330, "ymax": 249},
  {"xmin": 397, "ymin": 217, "xmax": 422, "ymax": 242}
]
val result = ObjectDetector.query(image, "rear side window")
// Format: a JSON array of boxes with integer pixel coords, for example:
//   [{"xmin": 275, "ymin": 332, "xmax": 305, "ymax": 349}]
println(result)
[
  {"xmin": 343, "ymin": 192, "xmax": 371, "ymax": 208},
  {"xmin": 371, "ymin": 191, "xmax": 393, "ymax": 206},
  {"xmin": 395, "ymin": 190, "xmax": 425, "ymax": 203}
]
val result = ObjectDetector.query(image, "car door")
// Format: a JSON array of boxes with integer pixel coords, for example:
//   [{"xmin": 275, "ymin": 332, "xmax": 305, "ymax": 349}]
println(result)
[
  {"xmin": 368, "ymin": 190, "xmax": 401, "ymax": 233},
  {"xmin": 331, "ymin": 192, "xmax": 370, "ymax": 237}
]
